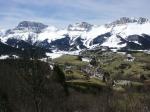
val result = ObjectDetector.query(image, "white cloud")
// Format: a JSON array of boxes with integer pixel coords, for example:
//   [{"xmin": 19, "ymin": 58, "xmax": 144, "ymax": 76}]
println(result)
[{"xmin": 0, "ymin": 0, "xmax": 150, "ymax": 29}]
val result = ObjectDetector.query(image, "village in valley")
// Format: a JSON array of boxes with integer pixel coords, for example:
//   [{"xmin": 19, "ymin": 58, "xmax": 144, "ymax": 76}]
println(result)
[
  {"xmin": 1, "ymin": 45, "xmax": 149, "ymax": 92},
  {"xmin": 47, "ymin": 47, "xmax": 150, "ymax": 93}
]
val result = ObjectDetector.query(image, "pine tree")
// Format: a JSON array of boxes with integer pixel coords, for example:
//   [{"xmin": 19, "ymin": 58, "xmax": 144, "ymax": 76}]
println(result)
[{"xmin": 53, "ymin": 65, "xmax": 69, "ymax": 96}]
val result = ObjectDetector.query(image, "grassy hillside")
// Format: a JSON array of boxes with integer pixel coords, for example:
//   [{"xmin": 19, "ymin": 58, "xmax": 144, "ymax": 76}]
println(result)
[{"xmin": 53, "ymin": 55, "xmax": 88, "ymax": 66}]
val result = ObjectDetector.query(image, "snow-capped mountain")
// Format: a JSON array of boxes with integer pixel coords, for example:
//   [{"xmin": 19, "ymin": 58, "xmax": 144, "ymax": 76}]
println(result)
[
  {"xmin": 3, "ymin": 21, "xmax": 48, "ymax": 43},
  {"xmin": 0, "ymin": 17, "xmax": 150, "ymax": 54}
]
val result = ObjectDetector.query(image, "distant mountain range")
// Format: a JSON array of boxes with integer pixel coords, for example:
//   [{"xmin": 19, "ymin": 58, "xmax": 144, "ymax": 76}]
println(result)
[{"xmin": 0, "ymin": 17, "xmax": 150, "ymax": 57}]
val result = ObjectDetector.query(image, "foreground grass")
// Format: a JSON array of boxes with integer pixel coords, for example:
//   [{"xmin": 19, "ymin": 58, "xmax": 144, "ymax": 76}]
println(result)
[
  {"xmin": 65, "ymin": 70, "xmax": 87, "ymax": 80},
  {"xmin": 66, "ymin": 79, "xmax": 106, "ymax": 93}
]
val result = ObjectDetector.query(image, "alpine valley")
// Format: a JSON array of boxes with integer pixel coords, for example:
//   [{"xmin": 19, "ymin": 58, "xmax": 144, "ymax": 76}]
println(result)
[{"xmin": 0, "ymin": 17, "xmax": 150, "ymax": 112}]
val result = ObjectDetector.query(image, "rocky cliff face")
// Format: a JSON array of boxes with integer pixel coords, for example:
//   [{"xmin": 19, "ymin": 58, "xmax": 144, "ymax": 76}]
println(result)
[
  {"xmin": 68, "ymin": 22, "xmax": 93, "ymax": 31},
  {"xmin": 106, "ymin": 17, "xmax": 149, "ymax": 27},
  {"xmin": 15, "ymin": 21, "xmax": 48, "ymax": 33}
]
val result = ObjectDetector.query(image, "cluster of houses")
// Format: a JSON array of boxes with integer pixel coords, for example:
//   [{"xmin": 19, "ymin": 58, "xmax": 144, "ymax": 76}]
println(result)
[
  {"xmin": 125, "ymin": 54, "xmax": 135, "ymax": 62},
  {"xmin": 63, "ymin": 47, "xmax": 137, "ymax": 85}
]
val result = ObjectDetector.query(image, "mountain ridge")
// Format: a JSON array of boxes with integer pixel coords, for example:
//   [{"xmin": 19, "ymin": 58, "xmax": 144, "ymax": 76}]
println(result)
[{"xmin": 0, "ymin": 17, "xmax": 150, "ymax": 56}]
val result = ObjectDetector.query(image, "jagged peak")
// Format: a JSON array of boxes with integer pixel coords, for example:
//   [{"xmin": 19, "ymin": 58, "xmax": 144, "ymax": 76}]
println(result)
[
  {"xmin": 17, "ymin": 21, "xmax": 48, "ymax": 28},
  {"xmin": 68, "ymin": 22, "xmax": 93, "ymax": 31},
  {"xmin": 105, "ymin": 17, "xmax": 149, "ymax": 27},
  {"xmin": 136, "ymin": 17, "xmax": 149, "ymax": 24},
  {"xmin": 14, "ymin": 21, "xmax": 48, "ymax": 33}
]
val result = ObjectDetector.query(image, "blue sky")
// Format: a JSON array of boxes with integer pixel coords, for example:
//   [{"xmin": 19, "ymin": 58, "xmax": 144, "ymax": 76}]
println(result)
[{"xmin": 0, "ymin": 0, "xmax": 150, "ymax": 29}]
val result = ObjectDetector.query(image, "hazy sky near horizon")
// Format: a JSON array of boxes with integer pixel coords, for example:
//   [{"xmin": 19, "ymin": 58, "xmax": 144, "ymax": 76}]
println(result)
[{"xmin": 0, "ymin": 0, "xmax": 150, "ymax": 29}]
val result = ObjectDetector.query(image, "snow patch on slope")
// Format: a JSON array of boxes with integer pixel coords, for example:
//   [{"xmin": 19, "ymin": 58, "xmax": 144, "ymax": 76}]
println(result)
[
  {"xmin": 102, "ymin": 35, "xmax": 126, "ymax": 48},
  {"xmin": 112, "ymin": 23, "xmax": 150, "ymax": 38},
  {"xmin": 38, "ymin": 27, "xmax": 67, "ymax": 43},
  {"xmin": 0, "ymin": 55, "xmax": 19, "ymax": 60},
  {"xmin": 82, "ymin": 25, "xmax": 112, "ymax": 47},
  {"xmin": 0, "ymin": 55, "xmax": 9, "ymax": 59},
  {"xmin": 46, "ymin": 53, "xmax": 63, "ymax": 59}
]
